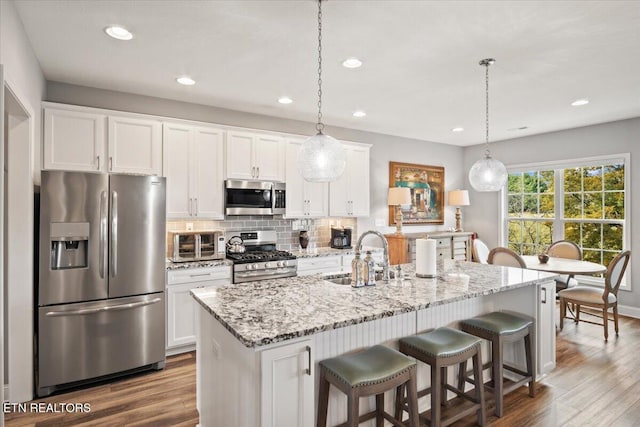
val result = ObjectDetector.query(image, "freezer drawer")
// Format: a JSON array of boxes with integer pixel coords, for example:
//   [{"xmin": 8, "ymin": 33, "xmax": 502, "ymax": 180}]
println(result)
[{"xmin": 36, "ymin": 293, "xmax": 165, "ymax": 396}]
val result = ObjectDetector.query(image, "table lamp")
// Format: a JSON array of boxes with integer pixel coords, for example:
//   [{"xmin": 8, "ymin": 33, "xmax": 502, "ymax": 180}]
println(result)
[
  {"xmin": 448, "ymin": 189, "xmax": 470, "ymax": 232},
  {"xmin": 388, "ymin": 187, "xmax": 411, "ymax": 235}
]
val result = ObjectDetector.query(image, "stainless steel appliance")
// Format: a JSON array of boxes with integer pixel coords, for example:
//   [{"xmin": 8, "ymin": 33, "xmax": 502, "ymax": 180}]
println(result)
[
  {"xmin": 225, "ymin": 180, "xmax": 286, "ymax": 216},
  {"xmin": 169, "ymin": 230, "xmax": 225, "ymax": 262},
  {"xmin": 331, "ymin": 227, "xmax": 353, "ymax": 249},
  {"xmin": 225, "ymin": 230, "xmax": 297, "ymax": 283},
  {"xmin": 35, "ymin": 171, "xmax": 166, "ymax": 397}
]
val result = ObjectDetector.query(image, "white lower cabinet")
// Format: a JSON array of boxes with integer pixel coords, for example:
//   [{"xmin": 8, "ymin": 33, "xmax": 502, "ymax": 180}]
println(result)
[
  {"xmin": 261, "ymin": 340, "xmax": 315, "ymax": 427},
  {"xmin": 166, "ymin": 266, "xmax": 231, "ymax": 354},
  {"xmin": 538, "ymin": 280, "xmax": 556, "ymax": 375}
]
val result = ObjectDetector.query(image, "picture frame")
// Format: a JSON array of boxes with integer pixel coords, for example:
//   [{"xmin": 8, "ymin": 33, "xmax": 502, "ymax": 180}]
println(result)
[{"xmin": 388, "ymin": 161, "xmax": 445, "ymax": 225}]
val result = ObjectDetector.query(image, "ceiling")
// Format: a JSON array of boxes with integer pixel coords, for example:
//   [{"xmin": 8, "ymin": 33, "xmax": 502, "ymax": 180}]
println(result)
[{"xmin": 13, "ymin": 0, "xmax": 640, "ymax": 146}]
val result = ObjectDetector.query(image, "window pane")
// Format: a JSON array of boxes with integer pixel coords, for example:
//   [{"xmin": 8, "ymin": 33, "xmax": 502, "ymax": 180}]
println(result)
[
  {"xmin": 583, "ymin": 166, "xmax": 602, "ymax": 191},
  {"xmin": 523, "ymin": 172, "xmax": 539, "ymax": 193},
  {"xmin": 508, "ymin": 243, "xmax": 521, "ymax": 253},
  {"xmin": 522, "ymin": 221, "xmax": 537, "ymax": 244},
  {"xmin": 540, "ymin": 194, "xmax": 554, "ymax": 218},
  {"xmin": 540, "ymin": 221, "xmax": 553, "ymax": 247},
  {"xmin": 564, "ymin": 168, "xmax": 581, "ymax": 192},
  {"xmin": 603, "ymin": 251, "xmax": 617, "ymax": 268},
  {"xmin": 604, "ymin": 164, "xmax": 624, "ymax": 190},
  {"xmin": 564, "ymin": 194, "xmax": 582, "ymax": 218},
  {"xmin": 539, "ymin": 170, "xmax": 554, "ymax": 193},
  {"xmin": 583, "ymin": 249, "xmax": 602, "ymax": 264},
  {"xmin": 508, "ymin": 195, "xmax": 522, "ymax": 217},
  {"xmin": 508, "ymin": 173, "xmax": 523, "ymax": 193},
  {"xmin": 521, "ymin": 244, "xmax": 536, "ymax": 255},
  {"xmin": 508, "ymin": 220, "xmax": 522, "ymax": 243},
  {"xmin": 583, "ymin": 193, "xmax": 603, "ymax": 218},
  {"xmin": 604, "ymin": 192, "xmax": 624, "ymax": 219},
  {"xmin": 523, "ymin": 195, "xmax": 537, "ymax": 216},
  {"xmin": 602, "ymin": 224, "xmax": 623, "ymax": 251},
  {"xmin": 582, "ymin": 223, "xmax": 602, "ymax": 249},
  {"xmin": 564, "ymin": 222, "xmax": 580, "ymax": 244}
]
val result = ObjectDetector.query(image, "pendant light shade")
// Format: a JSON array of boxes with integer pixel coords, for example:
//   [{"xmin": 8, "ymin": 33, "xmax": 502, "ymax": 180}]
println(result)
[
  {"xmin": 469, "ymin": 58, "xmax": 507, "ymax": 192},
  {"xmin": 297, "ymin": 0, "xmax": 346, "ymax": 182}
]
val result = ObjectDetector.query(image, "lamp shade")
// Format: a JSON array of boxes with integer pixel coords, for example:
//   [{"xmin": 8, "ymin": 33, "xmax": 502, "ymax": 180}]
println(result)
[
  {"xmin": 448, "ymin": 189, "xmax": 470, "ymax": 206},
  {"xmin": 468, "ymin": 155, "xmax": 508, "ymax": 192},
  {"xmin": 388, "ymin": 187, "xmax": 411, "ymax": 206}
]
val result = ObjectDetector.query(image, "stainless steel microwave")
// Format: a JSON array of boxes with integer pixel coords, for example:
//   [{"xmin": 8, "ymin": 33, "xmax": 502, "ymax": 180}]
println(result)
[
  {"xmin": 169, "ymin": 230, "xmax": 225, "ymax": 262},
  {"xmin": 225, "ymin": 180, "xmax": 285, "ymax": 216}
]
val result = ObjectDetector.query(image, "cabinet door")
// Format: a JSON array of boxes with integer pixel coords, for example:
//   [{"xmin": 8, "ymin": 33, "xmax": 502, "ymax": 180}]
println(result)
[
  {"xmin": 538, "ymin": 281, "xmax": 556, "ymax": 376},
  {"xmin": 254, "ymin": 134, "xmax": 283, "ymax": 181},
  {"xmin": 43, "ymin": 108, "xmax": 106, "ymax": 172},
  {"xmin": 261, "ymin": 340, "xmax": 314, "ymax": 427},
  {"xmin": 226, "ymin": 131, "xmax": 255, "ymax": 179},
  {"xmin": 167, "ymin": 282, "xmax": 199, "ymax": 348},
  {"xmin": 328, "ymin": 163, "xmax": 350, "ymax": 217},
  {"xmin": 285, "ymin": 140, "xmax": 306, "ymax": 218},
  {"xmin": 348, "ymin": 145, "xmax": 370, "ymax": 217},
  {"xmin": 193, "ymin": 126, "xmax": 225, "ymax": 219},
  {"xmin": 305, "ymin": 181, "xmax": 328, "ymax": 217},
  {"xmin": 108, "ymin": 116, "xmax": 162, "ymax": 175},
  {"xmin": 163, "ymin": 123, "xmax": 192, "ymax": 218}
]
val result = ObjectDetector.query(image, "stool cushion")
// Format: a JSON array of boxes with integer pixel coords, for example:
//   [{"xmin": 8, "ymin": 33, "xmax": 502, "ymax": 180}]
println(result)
[
  {"xmin": 319, "ymin": 344, "xmax": 415, "ymax": 388},
  {"xmin": 399, "ymin": 327, "xmax": 481, "ymax": 358},
  {"xmin": 461, "ymin": 311, "xmax": 532, "ymax": 335},
  {"xmin": 559, "ymin": 286, "xmax": 616, "ymax": 304}
]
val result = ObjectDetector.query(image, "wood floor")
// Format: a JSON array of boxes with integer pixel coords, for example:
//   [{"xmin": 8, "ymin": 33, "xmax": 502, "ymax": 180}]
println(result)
[{"xmin": 5, "ymin": 311, "xmax": 640, "ymax": 426}]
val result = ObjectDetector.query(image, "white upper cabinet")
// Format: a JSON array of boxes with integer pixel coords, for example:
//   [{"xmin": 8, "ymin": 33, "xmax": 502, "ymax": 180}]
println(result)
[
  {"xmin": 284, "ymin": 138, "xmax": 328, "ymax": 218},
  {"xmin": 226, "ymin": 131, "xmax": 284, "ymax": 181},
  {"xmin": 329, "ymin": 142, "xmax": 371, "ymax": 217},
  {"xmin": 43, "ymin": 107, "xmax": 106, "ymax": 172},
  {"xmin": 43, "ymin": 104, "xmax": 161, "ymax": 175},
  {"xmin": 107, "ymin": 116, "xmax": 162, "ymax": 175},
  {"xmin": 163, "ymin": 122, "xmax": 225, "ymax": 219}
]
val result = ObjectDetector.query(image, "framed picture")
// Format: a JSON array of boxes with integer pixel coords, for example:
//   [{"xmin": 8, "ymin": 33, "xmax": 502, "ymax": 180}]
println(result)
[{"xmin": 389, "ymin": 161, "xmax": 445, "ymax": 225}]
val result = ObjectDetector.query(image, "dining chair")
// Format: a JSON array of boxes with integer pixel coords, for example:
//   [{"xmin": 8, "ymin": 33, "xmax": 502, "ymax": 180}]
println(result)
[
  {"xmin": 559, "ymin": 250, "xmax": 631, "ymax": 341},
  {"xmin": 472, "ymin": 239, "xmax": 490, "ymax": 264},
  {"xmin": 487, "ymin": 247, "xmax": 526, "ymax": 268},
  {"xmin": 547, "ymin": 240, "xmax": 582, "ymax": 292}
]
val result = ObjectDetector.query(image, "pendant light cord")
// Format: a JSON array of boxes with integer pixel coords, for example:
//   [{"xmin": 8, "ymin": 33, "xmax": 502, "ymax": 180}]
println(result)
[
  {"xmin": 484, "ymin": 61, "xmax": 490, "ymax": 157},
  {"xmin": 316, "ymin": 0, "xmax": 324, "ymax": 133}
]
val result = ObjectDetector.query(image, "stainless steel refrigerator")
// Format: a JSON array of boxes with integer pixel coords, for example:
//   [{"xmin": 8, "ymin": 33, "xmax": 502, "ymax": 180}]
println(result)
[{"xmin": 36, "ymin": 170, "xmax": 166, "ymax": 397}]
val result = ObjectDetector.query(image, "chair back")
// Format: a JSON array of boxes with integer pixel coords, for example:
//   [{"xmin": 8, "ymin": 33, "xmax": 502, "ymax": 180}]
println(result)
[
  {"xmin": 547, "ymin": 240, "xmax": 582, "ymax": 260},
  {"xmin": 472, "ymin": 239, "xmax": 490, "ymax": 264},
  {"xmin": 604, "ymin": 250, "xmax": 631, "ymax": 299},
  {"xmin": 488, "ymin": 247, "xmax": 526, "ymax": 268}
]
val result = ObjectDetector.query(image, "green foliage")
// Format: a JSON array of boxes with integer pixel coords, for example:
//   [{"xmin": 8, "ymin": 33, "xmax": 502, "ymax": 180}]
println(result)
[{"xmin": 604, "ymin": 192, "xmax": 624, "ymax": 219}]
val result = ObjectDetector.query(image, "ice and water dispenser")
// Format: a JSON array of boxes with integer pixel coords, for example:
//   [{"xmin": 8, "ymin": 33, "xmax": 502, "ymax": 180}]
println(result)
[{"xmin": 49, "ymin": 222, "xmax": 89, "ymax": 270}]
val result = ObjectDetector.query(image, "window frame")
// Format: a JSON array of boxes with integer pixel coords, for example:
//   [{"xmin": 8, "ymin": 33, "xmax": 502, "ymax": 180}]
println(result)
[{"xmin": 500, "ymin": 153, "xmax": 631, "ymax": 291}]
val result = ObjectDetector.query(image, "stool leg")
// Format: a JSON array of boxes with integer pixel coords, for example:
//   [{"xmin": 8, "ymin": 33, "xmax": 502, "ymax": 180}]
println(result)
[
  {"xmin": 457, "ymin": 360, "xmax": 467, "ymax": 392},
  {"xmin": 441, "ymin": 366, "xmax": 449, "ymax": 406},
  {"xmin": 473, "ymin": 346, "xmax": 487, "ymax": 426},
  {"xmin": 317, "ymin": 372, "xmax": 330, "ymax": 427},
  {"xmin": 394, "ymin": 384, "xmax": 404, "ymax": 421},
  {"xmin": 493, "ymin": 337, "xmax": 504, "ymax": 417},
  {"xmin": 406, "ymin": 370, "xmax": 420, "ymax": 427},
  {"xmin": 376, "ymin": 393, "xmax": 384, "ymax": 427},
  {"xmin": 347, "ymin": 389, "xmax": 359, "ymax": 427},
  {"xmin": 525, "ymin": 326, "xmax": 536, "ymax": 397},
  {"xmin": 560, "ymin": 298, "xmax": 566, "ymax": 330},
  {"xmin": 431, "ymin": 363, "xmax": 442, "ymax": 427}
]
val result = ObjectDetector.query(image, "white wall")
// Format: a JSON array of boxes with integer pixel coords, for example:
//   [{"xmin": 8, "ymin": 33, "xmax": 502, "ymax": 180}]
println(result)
[
  {"xmin": 464, "ymin": 117, "xmax": 640, "ymax": 309},
  {"xmin": 1, "ymin": 0, "xmax": 46, "ymax": 402}
]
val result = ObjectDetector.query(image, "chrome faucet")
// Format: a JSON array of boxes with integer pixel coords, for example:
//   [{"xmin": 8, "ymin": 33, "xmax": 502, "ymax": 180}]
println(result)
[{"xmin": 356, "ymin": 230, "xmax": 390, "ymax": 282}]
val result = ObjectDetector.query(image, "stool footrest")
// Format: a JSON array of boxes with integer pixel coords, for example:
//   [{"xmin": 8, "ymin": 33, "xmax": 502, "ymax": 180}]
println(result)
[{"xmin": 334, "ymin": 410, "xmax": 407, "ymax": 427}]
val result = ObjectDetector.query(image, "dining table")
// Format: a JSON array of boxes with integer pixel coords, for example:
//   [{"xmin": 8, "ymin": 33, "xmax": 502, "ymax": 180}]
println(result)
[{"xmin": 521, "ymin": 255, "xmax": 607, "ymax": 276}]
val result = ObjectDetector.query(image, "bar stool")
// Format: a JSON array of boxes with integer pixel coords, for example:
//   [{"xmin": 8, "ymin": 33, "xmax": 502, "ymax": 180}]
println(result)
[
  {"xmin": 397, "ymin": 327, "xmax": 487, "ymax": 427},
  {"xmin": 317, "ymin": 344, "xmax": 420, "ymax": 427},
  {"xmin": 459, "ymin": 311, "xmax": 536, "ymax": 417}
]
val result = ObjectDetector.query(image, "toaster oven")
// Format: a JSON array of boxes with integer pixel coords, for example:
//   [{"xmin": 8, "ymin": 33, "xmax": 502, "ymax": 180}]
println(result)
[{"xmin": 169, "ymin": 230, "xmax": 225, "ymax": 262}]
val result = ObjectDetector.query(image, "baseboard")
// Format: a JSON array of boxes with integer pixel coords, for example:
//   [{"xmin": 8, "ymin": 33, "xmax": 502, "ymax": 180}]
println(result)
[
  {"xmin": 166, "ymin": 344, "xmax": 196, "ymax": 357},
  {"xmin": 618, "ymin": 304, "xmax": 640, "ymax": 319}
]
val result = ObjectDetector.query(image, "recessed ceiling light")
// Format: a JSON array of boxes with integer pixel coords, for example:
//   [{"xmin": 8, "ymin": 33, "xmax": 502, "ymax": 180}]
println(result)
[
  {"xmin": 342, "ymin": 58, "xmax": 363, "ymax": 69},
  {"xmin": 104, "ymin": 26, "xmax": 133, "ymax": 41},
  {"xmin": 451, "ymin": 127, "xmax": 464, "ymax": 132},
  {"xmin": 278, "ymin": 96, "xmax": 293, "ymax": 104},
  {"xmin": 571, "ymin": 99, "xmax": 589, "ymax": 106},
  {"xmin": 353, "ymin": 110, "xmax": 366, "ymax": 118},
  {"xmin": 176, "ymin": 76, "xmax": 196, "ymax": 86}
]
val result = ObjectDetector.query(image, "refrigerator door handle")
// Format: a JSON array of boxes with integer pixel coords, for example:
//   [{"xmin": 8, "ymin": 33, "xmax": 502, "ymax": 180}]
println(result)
[
  {"xmin": 99, "ymin": 191, "xmax": 108, "ymax": 279},
  {"xmin": 44, "ymin": 297, "xmax": 162, "ymax": 317},
  {"xmin": 111, "ymin": 191, "xmax": 118, "ymax": 277}
]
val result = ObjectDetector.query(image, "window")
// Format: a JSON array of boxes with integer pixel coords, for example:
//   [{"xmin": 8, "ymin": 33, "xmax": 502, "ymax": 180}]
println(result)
[{"xmin": 503, "ymin": 154, "xmax": 629, "ymax": 288}]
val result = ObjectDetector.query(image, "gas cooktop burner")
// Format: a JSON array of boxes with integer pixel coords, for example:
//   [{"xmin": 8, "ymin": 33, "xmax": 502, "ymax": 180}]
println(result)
[{"xmin": 227, "ymin": 250, "xmax": 296, "ymax": 264}]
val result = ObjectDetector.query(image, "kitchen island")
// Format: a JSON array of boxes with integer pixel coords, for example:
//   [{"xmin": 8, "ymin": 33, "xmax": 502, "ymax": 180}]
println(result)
[{"xmin": 191, "ymin": 260, "xmax": 558, "ymax": 427}]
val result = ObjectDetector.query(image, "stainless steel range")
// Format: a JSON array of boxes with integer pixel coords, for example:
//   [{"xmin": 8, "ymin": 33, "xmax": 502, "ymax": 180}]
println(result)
[{"xmin": 226, "ymin": 230, "xmax": 297, "ymax": 283}]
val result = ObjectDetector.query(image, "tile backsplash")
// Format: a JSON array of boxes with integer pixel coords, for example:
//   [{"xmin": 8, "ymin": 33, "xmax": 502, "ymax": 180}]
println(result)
[{"xmin": 166, "ymin": 216, "xmax": 357, "ymax": 256}]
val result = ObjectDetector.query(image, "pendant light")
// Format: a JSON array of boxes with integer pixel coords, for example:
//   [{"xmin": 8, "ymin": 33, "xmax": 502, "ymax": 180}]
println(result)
[
  {"xmin": 297, "ymin": 0, "xmax": 346, "ymax": 182},
  {"xmin": 468, "ymin": 58, "xmax": 508, "ymax": 192}
]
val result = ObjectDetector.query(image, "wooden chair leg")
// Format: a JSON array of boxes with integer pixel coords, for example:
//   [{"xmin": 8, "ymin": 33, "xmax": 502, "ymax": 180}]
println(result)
[
  {"xmin": 375, "ymin": 393, "xmax": 384, "ymax": 427},
  {"xmin": 493, "ymin": 337, "xmax": 504, "ymax": 417},
  {"xmin": 431, "ymin": 364, "xmax": 442, "ymax": 427},
  {"xmin": 394, "ymin": 384, "xmax": 404, "ymax": 421},
  {"xmin": 317, "ymin": 373, "xmax": 330, "ymax": 427},
  {"xmin": 614, "ymin": 305, "xmax": 620, "ymax": 336},
  {"xmin": 347, "ymin": 389, "xmax": 359, "ymax": 427},
  {"xmin": 560, "ymin": 298, "xmax": 566, "ymax": 330},
  {"xmin": 576, "ymin": 304, "xmax": 581, "ymax": 323},
  {"xmin": 472, "ymin": 347, "xmax": 486, "ymax": 426},
  {"xmin": 406, "ymin": 370, "xmax": 420, "ymax": 427},
  {"xmin": 457, "ymin": 360, "xmax": 467, "ymax": 392},
  {"xmin": 603, "ymin": 307, "xmax": 609, "ymax": 341}
]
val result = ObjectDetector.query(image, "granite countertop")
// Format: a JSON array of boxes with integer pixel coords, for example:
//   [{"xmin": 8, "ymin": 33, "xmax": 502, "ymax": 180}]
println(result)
[
  {"xmin": 191, "ymin": 260, "xmax": 559, "ymax": 348},
  {"xmin": 166, "ymin": 259, "xmax": 233, "ymax": 271},
  {"xmin": 291, "ymin": 246, "xmax": 383, "ymax": 258}
]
